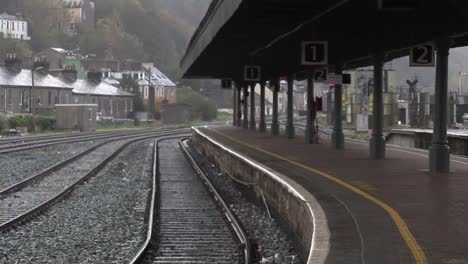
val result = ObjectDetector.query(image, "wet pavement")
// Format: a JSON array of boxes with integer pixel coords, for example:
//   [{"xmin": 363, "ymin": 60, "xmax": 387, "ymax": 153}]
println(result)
[{"xmin": 196, "ymin": 125, "xmax": 468, "ymax": 264}]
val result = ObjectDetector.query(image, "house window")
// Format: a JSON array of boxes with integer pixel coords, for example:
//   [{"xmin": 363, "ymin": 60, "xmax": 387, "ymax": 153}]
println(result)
[
  {"xmin": 89, "ymin": 108, "xmax": 93, "ymax": 121},
  {"xmin": 37, "ymin": 96, "xmax": 41, "ymax": 105},
  {"xmin": 55, "ymin": 96, "xmax": 59, "ymax": 104},
  {"xmin": 48, "ymin": 91, "xmax": 52, "ymax": 105}
]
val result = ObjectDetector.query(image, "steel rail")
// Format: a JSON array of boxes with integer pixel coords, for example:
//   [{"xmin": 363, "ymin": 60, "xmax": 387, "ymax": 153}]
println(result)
[
  {"xmin": 179, "ymin": 138, "xmax": 251, "ymax": 264},
  {"xmin": 0, "ymin": 128, "xmax": 189, "ymax": 196},
  {"xmin": 128, "ymin": 137, "xmax": 251, "ymax": 264},
  {"xmin": 0, "ymin": 130, "xmax": 190, "ymax": 232},
  {"xmin": 127, "ymin": 135, "xmax": 191, "ymax": 264},
  {"xmin": 0, "ymin": 127, "xmax": 190, "ymax": 154},
  {"xmin": 0, "ymin": 128, "xmax": 151, "ymax": 145}
]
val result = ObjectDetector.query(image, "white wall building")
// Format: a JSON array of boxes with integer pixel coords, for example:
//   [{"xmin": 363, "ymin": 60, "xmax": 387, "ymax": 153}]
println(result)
[{"xmin": 0, "ymin": 13, "xmax": 30, "ymax": 40}]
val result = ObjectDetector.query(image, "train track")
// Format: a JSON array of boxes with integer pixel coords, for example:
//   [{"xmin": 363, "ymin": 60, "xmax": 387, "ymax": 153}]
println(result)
[
  {"xmin": 129, "ymin": 138, "xmax": 251, "ymax": 264},
  {"xmin": 0, "ymin": 127, "xmax": 180, "ymax": 154},
  {"xmin": 0, "ymin": 129, "xmax": 190, "ymax": 232}
]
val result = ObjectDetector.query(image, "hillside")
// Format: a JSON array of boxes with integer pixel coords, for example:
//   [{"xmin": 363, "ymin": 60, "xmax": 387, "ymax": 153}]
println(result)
[{"xmin": 0, "ymin": 0, "xmax": 211, "ymax": 80}]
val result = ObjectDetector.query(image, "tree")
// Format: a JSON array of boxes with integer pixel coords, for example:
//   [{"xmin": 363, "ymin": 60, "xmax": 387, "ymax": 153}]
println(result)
[{"xmin": 120, "ymin": 78, "xmax": 145, "ymax": 112}]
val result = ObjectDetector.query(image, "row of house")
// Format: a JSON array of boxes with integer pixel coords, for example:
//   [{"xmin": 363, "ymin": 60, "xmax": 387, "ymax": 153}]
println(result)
[
  {"xmin": 35, "ymin": 48, "xmax": 177, "ymax": 112},
  {"xmin": 0, "ymin": 55, "xmax": 133, "ymax": 119}
]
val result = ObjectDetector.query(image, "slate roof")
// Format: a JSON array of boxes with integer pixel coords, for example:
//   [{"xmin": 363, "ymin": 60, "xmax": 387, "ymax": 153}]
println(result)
[
  {"xmin": 71, "ymin": 79, "xmax": 133, "ymax": 97},
  {"xmin": 0, "ymin": 67, "xmax": 74, "ymax": 89},
  {"xmin": 141, "ymin": 63, "xmax": 176, "ymax": 87},
  {"xmin": 0, "ymin": 13, "xmax": 21, "ymax": 21}
]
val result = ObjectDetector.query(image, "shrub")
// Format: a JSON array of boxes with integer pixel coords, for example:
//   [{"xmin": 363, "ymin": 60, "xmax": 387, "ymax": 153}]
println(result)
[
  {"xmin": 8, "ymin": 114, "xmax": 55, "ymax": 132},
  {"xmin": 0, "ymin": 116, "xmax": 5, "ymax": 131},
  {"xmin": 9, "ymin": 114, "xmax": 34, "ymax": 132},
  {"xmin": 176, "ymin": 86, "xmax": 218, "ymax": 121},
  {"xmin": 35, "ymin": 116, "xmax": 56, "ymax": 131}
]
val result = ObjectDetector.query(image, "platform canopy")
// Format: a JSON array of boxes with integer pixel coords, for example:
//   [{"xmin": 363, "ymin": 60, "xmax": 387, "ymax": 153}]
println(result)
[{"xmin": 181, "ymin": 0, "xmax": 468, "ymax": 81}]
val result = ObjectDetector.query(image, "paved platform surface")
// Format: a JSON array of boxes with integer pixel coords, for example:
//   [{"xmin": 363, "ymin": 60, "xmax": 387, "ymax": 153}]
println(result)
[
  {"xmin": 392, "ymin": 128, "xmax": 468, "ymax": 137},
  {"xmin": 197, "ymin": 125, "xmax": 468, "ymax": 264}
]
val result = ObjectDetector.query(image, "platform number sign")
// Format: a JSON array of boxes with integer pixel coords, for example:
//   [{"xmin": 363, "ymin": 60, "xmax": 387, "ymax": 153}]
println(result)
[
  {"xmin": 244, "ymin": 65, "xmax": 261, "ymax": 81},
  {"xmin": 313, "ymin": 68, "xmax": 328, "ymax": 82},
  {"xmin": 221, "ymin": 79, "xmax": 232, "ymax": 89},
  {"xmin": 410, "ymin": 44, "xmax": 435, "ymax": 67},
  {"xmin": 302, "ymin": 41, "xmax": 328, "ymax": 65}
]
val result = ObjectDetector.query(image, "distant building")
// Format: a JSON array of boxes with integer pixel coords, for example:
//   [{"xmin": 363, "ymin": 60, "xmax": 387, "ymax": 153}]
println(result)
[
  {"xmin": 61, "ymin": 0, "xmax": 95, "ymax": 34},
  {"xmin": 0, "ymin": 13, "xmax": 30, "ymax": 40},
  {"xmin": 0, "ymin": 54, "xmax": 133, "ymax": 119},
  {"xmin": 102, "ymin": 61, "xmax": 177, "ymax": 114}
]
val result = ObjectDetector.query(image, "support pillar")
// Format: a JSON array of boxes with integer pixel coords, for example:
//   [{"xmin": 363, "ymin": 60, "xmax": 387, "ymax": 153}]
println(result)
[
  {"xmin": 370, "ymin": 52, "xmax": 386, "ymax": 159},
  {"xmin": 249, "ymin": 83, "xmax": 256, "ymax": 130},
  {"xmin": 233, "ymin": 85, "xmax": 237, "ymax": 126},
  {"xmin": 306, "ymin": 71, "xmax": 316, "ymax": 144},
  {"xmin": 242, "ymin": 85, "xmax": 249, "ymax": 129},
  {"xmin": 236, "ymin": 86, "xmax": 242, "ymax": 127},
  {"xmin": 271, "ymin": 78, "xmax": 280, "ymax": 136},
  {"xmin": 259, "ymin": 82, "xmax": 267, "ymax": 132},
  {"xmin": 429, "ymin": 37, "xmax": 451, "ymax": 173},
  {"xmin": 331, "ymin": 66, "xmax": 345, "ymax": 149},
  {"xmin": 286, "ymin": 75, "xmax": 295, "ymax": 139}
]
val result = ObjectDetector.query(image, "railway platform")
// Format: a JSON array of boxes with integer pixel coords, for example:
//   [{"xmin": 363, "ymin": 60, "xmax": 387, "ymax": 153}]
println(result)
[{"xmin": 193, "ymin": 125, "xmax": 468, "ymax": 264}]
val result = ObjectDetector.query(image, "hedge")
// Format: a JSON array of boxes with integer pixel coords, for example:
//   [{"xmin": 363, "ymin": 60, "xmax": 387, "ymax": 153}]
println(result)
[{"xmin": 3, "ymin": 114, "xmax": 56, "ymax": 132}]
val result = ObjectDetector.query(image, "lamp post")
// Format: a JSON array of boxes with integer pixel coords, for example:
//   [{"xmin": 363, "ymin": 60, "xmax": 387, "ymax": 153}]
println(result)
[
  {"xmin": 458, "ymin": 71, "xmax": 466, "ymax": 95},
  {"xmin": 30, "ymin": 66, "xmax": 44, "ymax": 115}
]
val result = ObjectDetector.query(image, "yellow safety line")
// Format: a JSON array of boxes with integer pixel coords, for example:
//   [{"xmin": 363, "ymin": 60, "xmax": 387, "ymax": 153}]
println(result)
[{"xmin": 206, "ymin": 127, "xmax": 427, "ymax": 264}]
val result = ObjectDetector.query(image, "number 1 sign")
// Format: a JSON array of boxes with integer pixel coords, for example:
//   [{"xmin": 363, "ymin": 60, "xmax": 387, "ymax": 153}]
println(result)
[
  {"xmin": 302, "ymin": 41, "xmax": 328, "ymax": 66},
  {"xmin": 410, "ymin": 44, "xmax": 435, "ymax": 67}
]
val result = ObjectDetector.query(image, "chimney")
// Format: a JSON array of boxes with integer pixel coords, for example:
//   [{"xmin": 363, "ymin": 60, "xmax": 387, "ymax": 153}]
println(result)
[
  {"xmin": 33, "ymin": 56, "xmax": 50, "ymax": 74},
  {"xmin": 87, "ymin": 68, "xmax": 102, "ymax": 83},
  {"xmin": 62, "ymin": 65, "xmax": 78, "ymax": 82},
  {"xmin": 5, "ymin": 53, "xmax": 22, "ymax": 72}
]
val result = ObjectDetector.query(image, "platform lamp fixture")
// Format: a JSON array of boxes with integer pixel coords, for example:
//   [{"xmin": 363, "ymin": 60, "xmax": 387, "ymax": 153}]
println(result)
[
  {"xmin": 458, "ymin": 71, "xmax": 466, "ymax": 95},
  {"xmin": 31, "ymin": 66, "xmax": 44, "ymax": 114}
]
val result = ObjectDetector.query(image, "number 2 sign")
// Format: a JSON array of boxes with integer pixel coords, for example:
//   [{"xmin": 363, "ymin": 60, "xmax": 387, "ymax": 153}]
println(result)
[{"xmin": 410, "ymin": 44, "xmax": 435, "ymax": 67}]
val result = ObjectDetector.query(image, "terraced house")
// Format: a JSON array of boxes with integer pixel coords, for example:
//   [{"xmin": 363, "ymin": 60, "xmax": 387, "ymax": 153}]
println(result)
[{"xmin": 0, "ymin": 55, "xmax": 133, "ymax": 119}]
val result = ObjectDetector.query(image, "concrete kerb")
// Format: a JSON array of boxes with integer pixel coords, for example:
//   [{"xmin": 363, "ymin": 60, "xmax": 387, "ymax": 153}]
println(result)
[{"xmin": 192, "ymin": 126, "xmax": 330, "ymax": 264}]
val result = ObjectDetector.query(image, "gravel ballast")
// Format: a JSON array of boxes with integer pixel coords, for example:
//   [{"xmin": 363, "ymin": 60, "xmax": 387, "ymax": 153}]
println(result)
[
  {"xmin": 0, "ymin": 139, "xmax": 153, "ymax": 264},
  {"xmin": 0, "ymin": 140, "xmax": 102, "ymax": 190},
  {"xmin": 187, "ymin": 140, "xmax": 300, "ymax": 264}
]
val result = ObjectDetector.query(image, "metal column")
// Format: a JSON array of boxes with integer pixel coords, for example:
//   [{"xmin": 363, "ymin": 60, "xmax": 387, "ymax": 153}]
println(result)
[
  {"xmin": 286, "ymin": 75, "xmax": 295, "ymax": 139},
  {"xmin": 259, "ymin": 82, "xmax": 267, "ymax": 132},
  {"xmin": 242, "ymin": 85, "xmax": 249, "ymax": 129},
  {"xmin": 250, "ymin": 83, "xmax": 256, "ymax": 130},
  {"xmin": 370, "ymin": 52, "xmax": 386, "ymax": 159},
  {"xmin": 429, "ymin": 37, "xmax": 451, "ymax": 173},
  {"xmin": 271, "ymin": 78, "xmax": 280, "ymax": 136},
  {"xmin": 236, "ymin": 86, "xmax": 242, "ymax": 127},
  {"xmin": 233, "ymin": 85, "xmax": 237, "ymax": 126},
  {"xmin": 331, "ymin": 66, "xmax": 345, "ymax": 149},
  {"xmin": 306, "ymin": 71, "xmax": 316, "ymax": 144}
]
